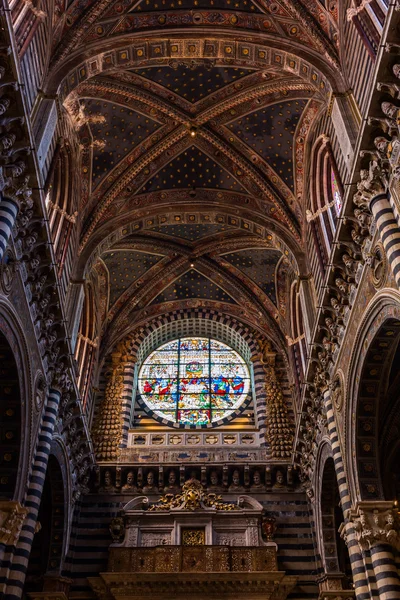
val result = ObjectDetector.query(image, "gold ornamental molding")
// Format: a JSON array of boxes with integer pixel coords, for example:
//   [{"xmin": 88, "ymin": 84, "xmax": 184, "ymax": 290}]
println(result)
[
  {"xmin": 147, "ymin": 478, "xmax": 241, "ymax": 512},
  {"xmin": 89, "ymin": 571, "xmax": 297, "ymax": 600},
  {"xmin": 0, "ymin": 501, "xmax": 28, "ymax": 546}
]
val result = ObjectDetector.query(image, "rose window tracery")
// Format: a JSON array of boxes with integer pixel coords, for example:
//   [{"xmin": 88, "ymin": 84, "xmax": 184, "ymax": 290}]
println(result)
[{"xmin": 138, "ymin": 336, "xmax": 251, "ymax": 426}]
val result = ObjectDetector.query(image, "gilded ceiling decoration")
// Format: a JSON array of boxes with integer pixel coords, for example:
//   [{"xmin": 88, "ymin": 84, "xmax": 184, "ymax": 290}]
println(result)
[
  {"xmin": 131, "ymin": 0, "xmax": 262, "ymax": 12},
  {"xmin": 150, "ymin": 269, "xmax": 238, "ymax": 305},
  {"xmin": 131, "ymin": 65, "xmax": 256, "ymax": 103},
  {"xmin": 102, "ymin": 250, "xmax": 164, "ymax": 306},
  {"xmin": 84, "ymin": 99, "xmax": 162, "ymax": 186},
  {"xmin": 147, "ymin": 223, "xmax": 237, "ymax": 241},
  {"xmin": 221, "ymin": 249, "xmax": 282, "ymax": 304},
  {"xmin": 137, "ymin": 146, "xmax": 248, "ymax": 194},
  {"xmin": 227, "ymin": 99, "xmax": 308, "ymax": 191},
  {"xmin": 50, "ymin": 0, "xmax": 336, "ymax": 349}
]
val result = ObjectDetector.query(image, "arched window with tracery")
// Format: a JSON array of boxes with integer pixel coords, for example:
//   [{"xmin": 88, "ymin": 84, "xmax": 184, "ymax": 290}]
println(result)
[
  {"xmin": 289, "ymin": 282, "xmax": 306, "ymax": 393},
  {"xmin": 307, "ymin": 136, "xmax": 344, "ymax": 294},
  {"xmin": 138, "ymin": 337, "xmax": 251, "ymax": 427},
  {"xmin": 45, "ymin": 142, "xmax": 78, "ymax": 299},
  {"xmin": 74, "ymin": 284, "xmax": 98, "ymax": 411},
  {"xmin": 347, "ymin": 0, "xmax": 388, "ymax": 58}
]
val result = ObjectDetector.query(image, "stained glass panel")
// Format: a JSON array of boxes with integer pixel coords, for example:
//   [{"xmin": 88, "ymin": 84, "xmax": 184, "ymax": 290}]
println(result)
[
  {"xmin": 138, "ymin": 337, "xmax": 250, "ymax": 425},
  {"xmin": 331, "ymin": 169, "xmax": 342, "ymax": 216}
]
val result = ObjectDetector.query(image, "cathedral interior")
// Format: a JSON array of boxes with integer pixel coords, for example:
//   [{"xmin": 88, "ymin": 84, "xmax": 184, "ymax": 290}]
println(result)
[{"xmin": 1, "ymin": 0, "xmax": 400, "ymax": 598}]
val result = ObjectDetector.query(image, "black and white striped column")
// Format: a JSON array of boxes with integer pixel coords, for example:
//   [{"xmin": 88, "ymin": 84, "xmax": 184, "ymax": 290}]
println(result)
[
  {"xmin": 369, "ymin": 543, "xmax": 400, "ymax": 600},
  {"xmin": 0, "ymin": 195, "xmax": 19, "ymax": 260},
  {"xmin": 323, "ymin": 388, "xmax": 370, "ymax": 599},
  {"xmin": 4, "ymin": 387, "xmax": 61, "ymax": 599},
  {"xmin": 370, "ymin": 193, "xmax": 400, "ymax": 288}
]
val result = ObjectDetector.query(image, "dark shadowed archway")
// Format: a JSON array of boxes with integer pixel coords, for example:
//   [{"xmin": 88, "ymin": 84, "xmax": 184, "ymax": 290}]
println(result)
[{"xmin": 0, "ymin": 331, "xmax": 22, "ymax": 501}]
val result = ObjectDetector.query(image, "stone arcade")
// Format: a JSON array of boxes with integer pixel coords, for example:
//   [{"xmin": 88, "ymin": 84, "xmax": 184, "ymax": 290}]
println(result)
[{"xmin": 0, "ymin": 1, "xmax": 400, "ymax": 600}]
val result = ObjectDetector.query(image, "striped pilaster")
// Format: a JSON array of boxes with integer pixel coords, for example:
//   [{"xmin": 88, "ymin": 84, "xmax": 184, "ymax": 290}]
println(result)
[
  {"xmin": 4, "ymin": 388, "xmax": 61, "ymax": 600},
  {"xmin": 369, "ymin": 544, "xmax": 400, "ymax": 600},
  {"xmin": 370, "ymin": 193, "xmax": 400, "ymax": 288},
  {"xmin": 120, "ymin": 361, "xmax": 136, "ymax": 448},
  {"xmin": 322, "ymin": 389, "xmax": 370, "ymax": 599},
  {"xmin": 0, "ymin": 195, "xmax": 19, "ymax": 260},
  {"xmin": 252, "ymin": 362, "xmax": 268, "ymax": 445}
]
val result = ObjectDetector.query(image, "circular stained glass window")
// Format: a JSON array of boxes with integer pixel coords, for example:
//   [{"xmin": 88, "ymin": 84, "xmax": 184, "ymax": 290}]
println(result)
[{"xmin": 138, "ymin": 337, "xmax": 251, "ymax": 426}]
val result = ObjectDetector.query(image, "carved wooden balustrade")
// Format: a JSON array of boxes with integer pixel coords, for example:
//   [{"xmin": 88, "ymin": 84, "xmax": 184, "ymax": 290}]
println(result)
[
  {"xmin": 107, "ymin": 544, "xmax": 278, "ymax": 573},
  {"xmin": 89, "ymin": 544, "xmax": 297, "ymax": 600}
]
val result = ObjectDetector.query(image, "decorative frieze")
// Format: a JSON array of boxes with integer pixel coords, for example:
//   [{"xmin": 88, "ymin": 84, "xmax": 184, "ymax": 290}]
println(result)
[{"xmin": 94, "ymin": 464, "xmax": 296, "ymax": 494}]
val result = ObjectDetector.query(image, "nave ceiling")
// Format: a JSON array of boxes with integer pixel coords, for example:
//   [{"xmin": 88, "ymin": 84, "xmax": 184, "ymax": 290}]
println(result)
[{"xmin": 46, "ymin": 0, "xmax": 345, "ymax": 356}]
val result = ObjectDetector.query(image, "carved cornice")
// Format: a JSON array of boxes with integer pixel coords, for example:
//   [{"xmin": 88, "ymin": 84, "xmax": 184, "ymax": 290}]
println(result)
[
  {"xmin": 89, "ymin": 570, "xmax": 296, "ymax": 600},
  {"xmin": 0, "ymin": 15, "xmax": 94, "ymax": 501}
]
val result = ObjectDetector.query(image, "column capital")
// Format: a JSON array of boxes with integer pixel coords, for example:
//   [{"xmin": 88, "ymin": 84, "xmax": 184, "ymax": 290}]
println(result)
[
  {"xmin": 0, "ymin": 500, "xmax": 28, "ymax": 546},
  {"xmin": 349, "ymin": 500, "xmax": 400, "ymax": 551}
]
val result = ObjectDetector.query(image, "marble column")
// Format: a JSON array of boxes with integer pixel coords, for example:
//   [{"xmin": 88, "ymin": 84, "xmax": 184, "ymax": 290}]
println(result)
[
  {"xmin": 4, "ymin": 388, "xmax": 62, "ymax": 599},
  {"xmin": 350, "ymin": 501, "xmax": 400, "ymax": 600},
  {"xmin": 0, "ymin": 194, "xmax": 19, "ymax": 260},
  {"xmin": 369, "ymin": 193, "xmax": 400, "ymax": 288},
  {"xmin": 322, "ymin": 388, "xmax": 370, "ymax": 599}
]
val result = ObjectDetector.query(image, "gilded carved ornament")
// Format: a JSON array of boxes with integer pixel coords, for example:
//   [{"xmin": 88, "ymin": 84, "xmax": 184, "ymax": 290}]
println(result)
[
  {"xmin": 148, "ymin": 478, "xmax": 241, "ymax": 512},
  {"xmin": 257, "ymin": 340, "xmax": 294, "ymax": 459},
  {"xmin": 347, "ymin": 501, "xmax": 400, "ymax": 552},
  {"xmin": 0, "ymin": 501, "xmax": 28, "ymax": 546},
  {"xmin": 92, "ymin": 340, "xmax": 133, "ymax": 461}
]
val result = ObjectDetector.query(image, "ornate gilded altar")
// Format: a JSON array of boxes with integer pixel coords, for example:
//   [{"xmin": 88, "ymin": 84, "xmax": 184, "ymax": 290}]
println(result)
[{"xmin": 89, "ymin": 480, "xmax": 296, "ymax": 599}]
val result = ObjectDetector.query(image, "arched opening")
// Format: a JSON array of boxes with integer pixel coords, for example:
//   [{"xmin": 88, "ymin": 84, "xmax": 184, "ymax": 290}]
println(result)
[
  {"xmin": 355, "ymin": 317, "xmax": 400, "ymax": 502},
  {"xmin": 307, "ymin": 137, "xmax": 344, "ymax": 296},
  {"xmin": 381, "ymin": 334, "xmax": 400, "ymax": 500},
  {"xmin": 45, "ymin": 142, "xmax": 77, "ymax": 287},
  {"xmin": 0, "ymin": 331, "xmax": 22, "ymax": 500},
  {"xmin": 23, "ymin": 454, "xmax": 65, "ymax": 597},
  {"xmin": 289, "ymin": 281, "xmax": 306, "ymax": 386},
  {"xmin": 74, "ymin": 283, "xmax": 98, "ymax": 410},
  {"xmin": 320, "ymin": 457, "xmax": 353, "ymax": 588}
]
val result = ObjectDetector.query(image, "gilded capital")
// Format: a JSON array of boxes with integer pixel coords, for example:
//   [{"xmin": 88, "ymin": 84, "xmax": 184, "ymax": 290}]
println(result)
[
  {"xmin": 0, "ymin": 501, "xmax": 28, "ymax": 546},
  {"xmin": 349, "ymin": 501, "xmax": 400, "ymax": 551}
]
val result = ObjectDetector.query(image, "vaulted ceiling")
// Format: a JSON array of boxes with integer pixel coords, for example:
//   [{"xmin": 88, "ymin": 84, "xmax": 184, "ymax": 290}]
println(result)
[{"xmin": 47, "ymin": 0, "xmax": 343, "ymax": 353}]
